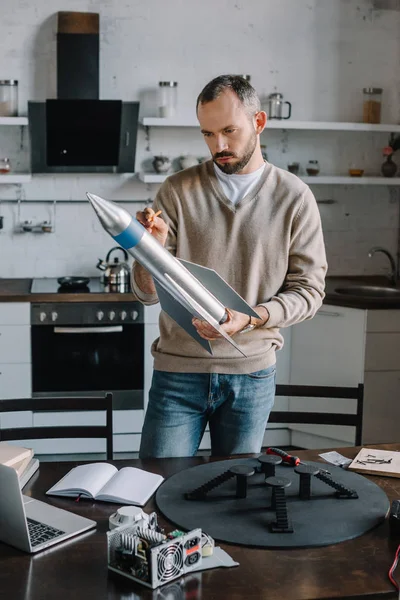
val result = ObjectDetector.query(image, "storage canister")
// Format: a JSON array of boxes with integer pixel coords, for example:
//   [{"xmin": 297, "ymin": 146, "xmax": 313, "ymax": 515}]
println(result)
[
  {"xmin": 0, "ymin": 80, "xmax": 18, "ymax": 116},
  {"xmin": 158, "ymin": 81, "xmax": 178, "ymax": 118},
  {"xmin": 363, "ymin": 87, "xmax": 382, "ymax": 124}
]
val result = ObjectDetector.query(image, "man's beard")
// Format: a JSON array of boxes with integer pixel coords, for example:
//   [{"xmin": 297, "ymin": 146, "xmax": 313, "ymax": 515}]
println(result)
[{"xmin": 213, "ymin": 132, "xmax": 258, "ymax": 174}]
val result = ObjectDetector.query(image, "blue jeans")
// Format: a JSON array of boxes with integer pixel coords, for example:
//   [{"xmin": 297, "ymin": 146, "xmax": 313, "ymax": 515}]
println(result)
[{"xmin": 139, "ymin": 365, "xmax": 276, "ymax": 458}]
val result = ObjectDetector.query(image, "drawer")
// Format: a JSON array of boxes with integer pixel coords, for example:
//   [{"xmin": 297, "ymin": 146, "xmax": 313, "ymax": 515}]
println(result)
[
  {"xmin": 26, "ymin": 434, "xmax": 141, "ymax": 455},
  {"xmin": 33, "ymin": 409, "xmax": 144, "ymax": 434},
  {"xmin": 0, "ymin": 303, "xmax": 30, "ymax": 325},
  {"xmin": 365, "ymin": 333, "xmax": 400, "ymax": 371},
  {"xmin": 0, "ymin": 410, "xmax": 33, "ymax": 429},
  {"xmin": 0, "ymin": 363, "xmax": 31, "ymax": 399},
  {"xmin": 0, "ymin": 326, "xmax": 31, "ymax": 363}
]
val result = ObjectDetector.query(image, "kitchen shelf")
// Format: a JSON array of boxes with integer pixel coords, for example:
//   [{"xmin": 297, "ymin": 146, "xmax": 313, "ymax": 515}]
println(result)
[
  {"xmin": 0, "ymin": 116, "xmax": 29, "ymax": 126},
  {"xmin": 302, "ymin": 176, "xmax": 400, "ymax": 185},
  {"xmin": 141, "ymin": 117, "xmax": 400, "ymax": 133},
  {"xmin": 138, "ymin": 173, "xmax": 169, "ymax": 183},
  {"xmin": 139, "ymin": 172, "xmax": 400, "ymax": 186},
  {"xmin": 0, "ymin": 173, "xmax": 32, "ymax": 184}
]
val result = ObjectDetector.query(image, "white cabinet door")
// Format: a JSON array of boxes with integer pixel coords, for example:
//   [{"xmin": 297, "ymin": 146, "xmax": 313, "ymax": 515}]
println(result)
[
  {"xmin": 0, "ymin": 363, "xmax": 31, "ymax": 399},
  {"xmin": 0, "ymin": 325, "xmax": 31, "ymax": 363},
  {"xmin": 0, "ymin": 303, "xmax": 30, "ymax": 325},
  {"xmin": 288, "ymin": 305, "xmax": 366, "ymax": 445},
  {"xmin": 290, "ymin": 305, "xmax": 366, "ymax": 386}
]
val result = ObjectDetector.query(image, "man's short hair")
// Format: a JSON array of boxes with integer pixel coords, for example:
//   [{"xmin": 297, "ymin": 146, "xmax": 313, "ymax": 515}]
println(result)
[{"xmin": 196, "ymin": 75, "xmax": 261, "ymax": 116}]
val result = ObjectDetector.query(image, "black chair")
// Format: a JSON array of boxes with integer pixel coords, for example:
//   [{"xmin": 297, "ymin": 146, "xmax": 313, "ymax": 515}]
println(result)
[
  {"xmin": 271, "ymin": 384, "xmax": 364, "ymax": 446},
  {"xmin": 0, "ymin": 393, "xmax": 113, "ymax": 459}
]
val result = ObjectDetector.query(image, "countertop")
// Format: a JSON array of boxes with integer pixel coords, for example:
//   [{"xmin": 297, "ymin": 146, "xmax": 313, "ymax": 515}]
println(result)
[
  {"xmin": 0, "ymin": 278, "xmax": 139, "ymax": 303},
  {"xmin": 0, "ymin": 276, "xmax": 400, "ymax": 309}
]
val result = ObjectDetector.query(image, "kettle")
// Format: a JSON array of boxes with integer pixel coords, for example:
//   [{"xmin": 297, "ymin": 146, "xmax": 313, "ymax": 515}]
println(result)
[{"xmin": 97, "ymin": 247, "xmax": 131, "ymax": 288}]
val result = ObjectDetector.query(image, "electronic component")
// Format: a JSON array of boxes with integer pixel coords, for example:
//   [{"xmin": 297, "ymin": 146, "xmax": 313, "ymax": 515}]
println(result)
[
  {"xmin": 109, "ymin": 506, "xmax": 156, "ymax": 530},
  {"xmin": 201, "ymin": 532, "xmax": 215, "ymax": 557},
  {"xmin": 107, "ymin": 516, "xmax": 202, "ymax": 589}
]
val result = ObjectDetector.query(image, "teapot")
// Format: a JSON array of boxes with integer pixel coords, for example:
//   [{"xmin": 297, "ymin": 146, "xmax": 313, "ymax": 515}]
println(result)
[
  {"xmin": 266, "ymin": 93, "xmax": 292, "ymax": 120},
  {"xmin": 97, "ymin": 247, "xmax": 131, "ymax": 288}
]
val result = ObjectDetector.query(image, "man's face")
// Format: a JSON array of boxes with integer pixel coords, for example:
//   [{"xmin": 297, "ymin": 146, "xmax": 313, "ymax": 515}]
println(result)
[{"xmin": 197, "ymin": 89, "xmax": 258, "ymax": 174}]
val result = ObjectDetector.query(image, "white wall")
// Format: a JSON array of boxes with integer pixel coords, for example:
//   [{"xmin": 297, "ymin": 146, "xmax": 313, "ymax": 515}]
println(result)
[{"xmin": 0, "ymin": 0, "xmax": 399, "ymax": 278}]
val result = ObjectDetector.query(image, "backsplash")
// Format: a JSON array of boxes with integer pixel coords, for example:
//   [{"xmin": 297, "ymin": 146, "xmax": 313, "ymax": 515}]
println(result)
[{"xmin": 0, "ymin": 0, "xmax": 399, "ymax": 278}]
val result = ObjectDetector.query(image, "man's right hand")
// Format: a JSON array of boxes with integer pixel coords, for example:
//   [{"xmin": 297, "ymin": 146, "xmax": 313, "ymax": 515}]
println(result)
[{"xmin": 136, "ymin": 208, "xmax": 169, "ymax": 246}]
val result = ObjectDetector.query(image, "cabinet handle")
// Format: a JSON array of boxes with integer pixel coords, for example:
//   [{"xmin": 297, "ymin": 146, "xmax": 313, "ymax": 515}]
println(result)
[
  {"xmin": 318, "ymin": 310, "xmax": 342, "ymax": 317},
  {"xmin": 125, "ymin": 131, "xmax": 130, "ymax": 147}
]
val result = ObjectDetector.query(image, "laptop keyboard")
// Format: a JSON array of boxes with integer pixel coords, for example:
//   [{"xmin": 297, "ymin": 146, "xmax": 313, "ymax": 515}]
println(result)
[{"xmin": 27, "ymin": 518, "xmax": 65, "ymax": 547}]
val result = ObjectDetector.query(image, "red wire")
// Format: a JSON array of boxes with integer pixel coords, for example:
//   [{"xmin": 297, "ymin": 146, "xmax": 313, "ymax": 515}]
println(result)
[{"xmin": 389, "ymin": 544, "xmax": 400, "ymax": 589}]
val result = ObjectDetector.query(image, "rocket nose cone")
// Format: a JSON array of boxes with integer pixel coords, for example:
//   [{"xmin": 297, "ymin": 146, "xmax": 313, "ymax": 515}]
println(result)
[
  {"xmin": 86, "ymin": 192, "xmax": 132, "ymax": 236},
  {"xmin": 86, "ymin": 192, "xmax": 105, "ymax": 209}
]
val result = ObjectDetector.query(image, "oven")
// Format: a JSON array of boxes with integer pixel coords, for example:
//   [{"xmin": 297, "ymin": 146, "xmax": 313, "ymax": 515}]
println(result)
[{"xmin": 31, "ymin": 301, "xmax": 144, "ymax": 409}]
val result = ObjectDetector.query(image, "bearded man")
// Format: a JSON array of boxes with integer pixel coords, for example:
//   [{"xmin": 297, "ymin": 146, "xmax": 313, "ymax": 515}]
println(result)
[{"xmin": 132, "ymin": 74, "xmax": 327, "ymax": 458}]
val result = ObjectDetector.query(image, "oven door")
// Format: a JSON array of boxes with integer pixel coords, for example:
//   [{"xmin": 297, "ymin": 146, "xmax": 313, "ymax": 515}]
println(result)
[{"xmin": 31, "ymin": 323, "xmax": 144, "ymax": 408}]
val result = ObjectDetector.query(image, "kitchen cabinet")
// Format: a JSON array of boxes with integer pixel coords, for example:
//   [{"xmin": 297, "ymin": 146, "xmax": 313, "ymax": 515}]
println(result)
[
  {"xmin": 289, "ymin": 304, "xmax": 366, "ymax": 448},
  {"xmin": 288, "ymin": 305, "xmax": 400, "ymax": 448},
  {"xmin": 31, "ymin": 409, "xmax": 144, "ymax": 455},
  {"xmin": 363, "ymin": 310, "xmax": 400, "ymax": 444},
  {"xmin": 0, "ymin": 302, "xmax": 32, "ymax": 429}
]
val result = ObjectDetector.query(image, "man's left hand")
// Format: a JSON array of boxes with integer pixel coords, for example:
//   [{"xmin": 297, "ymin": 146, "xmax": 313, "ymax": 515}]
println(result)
[{"xmin": 192, "ymin": 307, "xmax": 268, "ymax": 340}]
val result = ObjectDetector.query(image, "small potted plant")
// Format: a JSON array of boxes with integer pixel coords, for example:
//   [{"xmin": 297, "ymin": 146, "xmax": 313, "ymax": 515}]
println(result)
[{"xmin": 381, "ymin": 133, "xmax": 400, "ymax": 178}]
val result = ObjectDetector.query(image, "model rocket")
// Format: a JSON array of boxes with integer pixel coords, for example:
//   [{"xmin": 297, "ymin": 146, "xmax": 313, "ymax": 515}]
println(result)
[{"xmin": 87, "ymin": 193, "xmax": 260, "ymax": 356}]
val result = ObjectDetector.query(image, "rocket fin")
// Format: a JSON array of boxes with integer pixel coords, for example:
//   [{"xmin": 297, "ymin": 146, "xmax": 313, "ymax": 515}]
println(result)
[
  {"xmin": 154, "ymin": 281, "xmax": 213, "ymax": 355},
  {"xmin": 164, "ymin": 274, "xmax": 248, "ymax": 358},
  {"xmin": 178, "ymin": 259, "xmax": 261, "ymax": 320}
]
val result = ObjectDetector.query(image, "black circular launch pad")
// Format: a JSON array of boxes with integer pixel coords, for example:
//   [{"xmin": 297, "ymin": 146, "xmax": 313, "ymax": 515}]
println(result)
[{"xmin": 155, "ymin": 458, "xmax": 389, "ymax": 549}]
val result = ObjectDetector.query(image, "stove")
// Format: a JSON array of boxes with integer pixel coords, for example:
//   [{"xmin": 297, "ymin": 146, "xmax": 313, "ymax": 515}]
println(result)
[
  {"xmin": 29, "ymin": 277, "xmax": 144, "ymax": 409},
  {"xmin": 31, "ymin": 277, "xmax": 130, "ymax": 294}
]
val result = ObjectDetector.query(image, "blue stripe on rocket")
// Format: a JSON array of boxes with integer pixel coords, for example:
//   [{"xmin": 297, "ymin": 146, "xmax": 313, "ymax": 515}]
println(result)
[{"xmin": 113, "ymin": 217, "xmax": 146, "ymax": 249}]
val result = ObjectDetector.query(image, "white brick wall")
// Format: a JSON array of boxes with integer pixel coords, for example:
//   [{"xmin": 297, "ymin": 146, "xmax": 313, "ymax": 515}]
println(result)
[{"xmin": 0, "ymin": 0, "xmax": 399, "ymax": 278}]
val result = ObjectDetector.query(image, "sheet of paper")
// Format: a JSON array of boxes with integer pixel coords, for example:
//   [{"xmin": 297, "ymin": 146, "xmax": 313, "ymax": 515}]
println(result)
[{"xmin": 318, "ymin": 451, "xmax": 352, "ymax": 468}]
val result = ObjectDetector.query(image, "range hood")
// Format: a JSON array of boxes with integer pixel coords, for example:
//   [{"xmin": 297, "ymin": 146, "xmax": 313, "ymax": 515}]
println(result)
[{"xmin": 29, "ymin": 12, "xmax": 139, "ymax": 173}]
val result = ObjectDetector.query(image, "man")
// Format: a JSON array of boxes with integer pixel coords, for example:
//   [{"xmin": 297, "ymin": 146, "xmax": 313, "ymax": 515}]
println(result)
[{"xmin": 132, "ymin": 74, "xmax": 327, "ymax": 458}]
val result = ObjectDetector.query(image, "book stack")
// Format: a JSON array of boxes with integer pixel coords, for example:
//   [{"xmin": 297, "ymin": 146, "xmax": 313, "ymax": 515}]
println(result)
[{"xmin": 0, "ymin": 442, "xmax": 39, "ymax": 489}]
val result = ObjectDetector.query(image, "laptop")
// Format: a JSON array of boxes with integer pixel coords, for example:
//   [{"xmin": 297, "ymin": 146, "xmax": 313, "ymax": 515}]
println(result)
[{"xmin": 0, "ymin": 463, "xmax": 96, "ymax": 553}]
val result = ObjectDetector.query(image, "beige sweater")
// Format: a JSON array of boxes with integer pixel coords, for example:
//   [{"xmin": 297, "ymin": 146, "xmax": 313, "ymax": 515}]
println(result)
[{"xmin": 132, "ymin": 160, "xmax": 327, "ymax": 374}]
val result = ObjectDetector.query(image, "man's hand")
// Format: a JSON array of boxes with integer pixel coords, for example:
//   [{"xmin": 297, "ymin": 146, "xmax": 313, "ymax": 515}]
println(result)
[
  {"xmin": 192, "ymin": 306, "xmax": 269, "ymax": 340},
  {"xmin": 136, "ymin": 207, "xmax": 169, "ymax": 246},
  {"xmin": 133, "ymin": 208, "xmax": 169, "ymax": 295}
]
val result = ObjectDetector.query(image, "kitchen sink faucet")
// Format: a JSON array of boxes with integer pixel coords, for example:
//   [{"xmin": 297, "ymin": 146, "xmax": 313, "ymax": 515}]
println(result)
[{"xmin": 368, "ymin": 246, "xmax": 397, "ymax": 286}]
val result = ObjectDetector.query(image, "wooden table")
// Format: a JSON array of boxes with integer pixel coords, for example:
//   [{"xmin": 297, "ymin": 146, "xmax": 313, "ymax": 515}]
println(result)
[{"xmin": 1, "ymin": 445, "xmax": 400, "ymax": 600}]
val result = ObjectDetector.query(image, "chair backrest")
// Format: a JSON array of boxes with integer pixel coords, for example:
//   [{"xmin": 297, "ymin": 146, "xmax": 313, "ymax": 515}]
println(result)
[
  {"xmin": 0, "ymin": 394, "xmax": 113, "ymax": 459},
  {"xmin": 272, "ymin": 384, "xmax": 364, "ymax": 445}
]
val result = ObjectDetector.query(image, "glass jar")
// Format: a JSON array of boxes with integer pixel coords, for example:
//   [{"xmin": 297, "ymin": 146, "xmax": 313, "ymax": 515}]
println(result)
[
  {"xmin": 158, "ymin": 81, "xmax": 178, "ymax": 118},
  {"xmin": 0, "ymin": 158, "xmax": 11, "ymax": 174},
  {"xmin": 306, "ymin": 160, "xmax": 320, "ymax": 176},
  {"xmin": 0, "ymin": 80, "xmax": 18, "ymax": 116},
  {"xmin": 363, "ymin": 87, "xmax": 382, "ymax": 124}
]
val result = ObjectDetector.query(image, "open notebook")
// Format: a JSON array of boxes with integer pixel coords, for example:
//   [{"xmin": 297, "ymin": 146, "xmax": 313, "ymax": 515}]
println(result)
[{"xmin": 46, "ymin": 463, "xmax": 164, "ymax": 506}]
